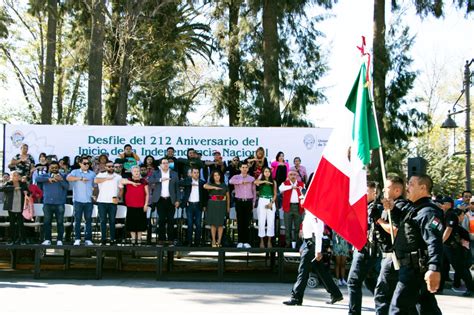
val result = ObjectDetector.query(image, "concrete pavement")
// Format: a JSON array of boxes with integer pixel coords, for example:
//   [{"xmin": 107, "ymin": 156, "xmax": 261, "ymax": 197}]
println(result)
[{"xmin": 0, "ymin": 279, "xmax": 472, "ymax": 315}]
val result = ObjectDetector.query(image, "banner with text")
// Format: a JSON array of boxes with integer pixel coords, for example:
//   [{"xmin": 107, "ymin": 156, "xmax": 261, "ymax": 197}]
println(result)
[{"xmin": 4, "ymin": 125, "xmax": 332, "ymax": 174}]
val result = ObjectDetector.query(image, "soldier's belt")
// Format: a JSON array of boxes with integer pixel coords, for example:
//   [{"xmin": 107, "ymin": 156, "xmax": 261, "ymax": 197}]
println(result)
[
  {"xmin": 382, "ymin": 252, "xmax": 393, "ymax": 258},
  {"xmin": 398, "ymin": 250, "xmax": 427, "ymax": 268}
]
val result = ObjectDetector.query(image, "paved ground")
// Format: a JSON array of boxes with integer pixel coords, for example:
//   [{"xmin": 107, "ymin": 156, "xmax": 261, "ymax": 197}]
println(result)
[{"xmin": 0, "ymin": 278, "xmax": 472, "ymax": 315}]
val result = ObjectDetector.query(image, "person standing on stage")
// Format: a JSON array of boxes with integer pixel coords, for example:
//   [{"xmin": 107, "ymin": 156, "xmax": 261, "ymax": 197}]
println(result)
[{"xmin": 229, "ymin": 162, "xmax": 255, "ymax": 249}]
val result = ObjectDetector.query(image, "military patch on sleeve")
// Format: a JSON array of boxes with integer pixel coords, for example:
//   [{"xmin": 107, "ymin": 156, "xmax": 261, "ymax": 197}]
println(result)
[{"xmin": 429, "ymin": 217, "xmax": 443, "ymax": 231}]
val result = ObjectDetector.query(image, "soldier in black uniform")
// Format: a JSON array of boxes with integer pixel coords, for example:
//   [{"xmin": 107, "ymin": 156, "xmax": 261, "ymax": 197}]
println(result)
[
  {"xmin": 373, "ymin": 175, "xmax": 409, "ymax": 315},
  {"xmin": 390, "ymin": 174, "xmax": 443, "ymax": 314},
  {"xmin": 441, "ymin": 202, "xmax": 473, "ymax": 296},
  {"xmin": 438, "ymin": 196, "xmax": 455, "ymax": 293},
  {"xmin": 347, "ymin": 181, "xmax": 383, "ymax": 315}
]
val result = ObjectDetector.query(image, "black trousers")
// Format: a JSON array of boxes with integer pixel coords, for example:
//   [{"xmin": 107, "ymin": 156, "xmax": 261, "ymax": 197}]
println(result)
[
  {"xmin": 389, "ymin": 265, "xmax": 441, "ymax": 315},
  {"xmin": 374, "ymin": 254, "xmax": 398, "ymax": 315},
  {"xmin": 439, "ymin": 251, "xmax": 451, "ymax": 291},
  {"xmin": 291, "ymin": 239, "xmax": 342, "ymax": 301},
  {"xmin": 347, "ymin": 247, "xmax": 380, "ymax": 315},
  {"xmin": 443, "ymin": 244, "xmax": 473, "ymax": 291},
  {"xmin": 155, "ymin": 197, "xmax": 176, "ymax": 241},
  {"xmin": 235, "ymin": 199, "xmax": 252, "ymax": 243},
  {"xmin": 8, "ymin": 212, "xmax": 25, "ymax": 243}
]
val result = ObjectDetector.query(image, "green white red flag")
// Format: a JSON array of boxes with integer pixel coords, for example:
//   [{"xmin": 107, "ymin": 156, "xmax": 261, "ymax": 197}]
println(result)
[{"xmin": 303, "ymin": 62, "xmax": 380, "ymax": 250}]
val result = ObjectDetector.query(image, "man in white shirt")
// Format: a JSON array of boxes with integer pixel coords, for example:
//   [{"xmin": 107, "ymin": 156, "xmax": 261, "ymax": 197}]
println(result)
[
  {"xmin": 283, "ymin": 209, "xmax": 343, "ymax": 306},
  {"xmin": 94, "ymin": 161, "xmax": 122, "ymax": 245}
]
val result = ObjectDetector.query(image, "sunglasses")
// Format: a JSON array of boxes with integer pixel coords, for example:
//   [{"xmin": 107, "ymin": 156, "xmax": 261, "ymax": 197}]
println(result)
[
  {"xmin": 82, "ymin": 162, "xmax": 90, "ymax": 166},
  {"xmin": 106, "ymin": 165, "xmax": 114, "ymax": 168}
]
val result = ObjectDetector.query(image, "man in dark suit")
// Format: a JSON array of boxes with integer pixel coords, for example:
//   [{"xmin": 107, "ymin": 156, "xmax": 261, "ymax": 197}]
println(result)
[
  {"xmin": 148, "ymin": 159, "xmax": 180, "ymax": 243},
  {"xmin": 179, "ymin": 167, "xmax": 208, "ymax": 246}
]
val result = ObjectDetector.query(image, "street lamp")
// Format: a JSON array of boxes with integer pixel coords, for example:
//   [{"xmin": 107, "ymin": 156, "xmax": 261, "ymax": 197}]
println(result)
[{"xmin": 441, "ymin": 59, "xmax": 473, "ymax": 191}]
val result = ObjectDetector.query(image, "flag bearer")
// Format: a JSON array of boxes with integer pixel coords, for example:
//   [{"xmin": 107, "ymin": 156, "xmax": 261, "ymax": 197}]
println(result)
[
  {"xmin": 347, "ymin": 181, "xmax": 383, "ymax": 315},
  {"xmin": 390, "ymin": 174, "xmax": 443, "ymax": 314}
]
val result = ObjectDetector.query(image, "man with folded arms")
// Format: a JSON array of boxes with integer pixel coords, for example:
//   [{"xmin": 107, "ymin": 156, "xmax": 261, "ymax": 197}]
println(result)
[{"xmin": 37, "ymin": 161, "xmax": 68, "ymax": 246}]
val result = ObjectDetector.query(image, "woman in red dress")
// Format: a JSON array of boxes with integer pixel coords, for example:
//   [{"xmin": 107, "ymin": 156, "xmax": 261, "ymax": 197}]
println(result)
[{"xmin": 121, "ymin": 166, "xmax": 149, "ymax": 245}]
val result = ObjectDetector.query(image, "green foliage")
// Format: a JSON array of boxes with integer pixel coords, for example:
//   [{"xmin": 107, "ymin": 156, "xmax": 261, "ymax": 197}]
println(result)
[
  {"xmin": 128, "ymin": 1, "xmax": 214, "ymax": 126},
  {"xmin": 211, "ymin": 0, "xmax": 332, "ymax": 126},
  {"xmin": 0, "ymin": 6, "xmax": 12, "ymax": 39},
  {"xmin": 373, "ymin": 9, "xmax": 429, "ymax": 177},
  {"xmin": 415, "ymin": 126, "xmax": 465, "ymax": 195}
]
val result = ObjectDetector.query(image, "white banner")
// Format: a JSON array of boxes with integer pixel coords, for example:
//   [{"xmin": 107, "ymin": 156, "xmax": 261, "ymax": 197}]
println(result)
[{"xmin": 4, "ymin": 124, "xmax": 332, "ymax": 174}]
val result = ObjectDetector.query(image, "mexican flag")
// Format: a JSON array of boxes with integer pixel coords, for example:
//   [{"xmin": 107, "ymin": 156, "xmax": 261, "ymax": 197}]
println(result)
[{"xmin": 303, "ymin": 62, "xmax": 380, "ymax": 250}]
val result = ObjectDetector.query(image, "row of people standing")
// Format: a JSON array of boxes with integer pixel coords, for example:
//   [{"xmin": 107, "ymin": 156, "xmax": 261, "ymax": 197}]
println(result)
[{"xmin": 4, "ymin": 143, "xmax": 311, "ymax": 246}]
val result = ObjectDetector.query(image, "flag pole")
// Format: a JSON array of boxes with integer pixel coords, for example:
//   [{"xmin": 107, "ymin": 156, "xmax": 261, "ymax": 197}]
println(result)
[
  {"xmin": 360, "ymin": 37, "xmax": 399, "ymax": 269},
  {"xmin": 367, "ymin": 87, "xmax": 399, "ymax": 270}
]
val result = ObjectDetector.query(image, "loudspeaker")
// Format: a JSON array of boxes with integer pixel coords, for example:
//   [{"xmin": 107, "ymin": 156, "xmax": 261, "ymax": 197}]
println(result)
[{"xmin": 407, "ymin": 157, "xmax": 428, "ymax": 179}]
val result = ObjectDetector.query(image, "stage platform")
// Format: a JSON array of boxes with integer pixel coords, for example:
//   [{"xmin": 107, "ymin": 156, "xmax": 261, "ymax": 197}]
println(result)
[{"xmin": 0, "ymin": 244, "xmax": 300, "ymax": 282}]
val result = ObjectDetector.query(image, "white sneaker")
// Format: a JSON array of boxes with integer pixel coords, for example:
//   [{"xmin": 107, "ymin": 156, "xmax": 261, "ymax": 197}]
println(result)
[
  {"xmin": 56, "ymin": 240, "xmax": 63, "ymax": 246},
  {"xmin": 41, "ymin": 240, "xmax": 51, "ymax": 246},
  {"xmin": 73, "ymin": 240, "xmax": 81, "ymax": 246},
  {"xmin": 342, "ymin": 279, "xmax": 347, "ymax": 286},
  {"xmin": 243, "ymin": 243, "xmax": 251, "ymax": 249},
  {"xmin": 237, "ymin": 243, "xmax": 243, "ymax": 248},
  {"xmin": 85, "ymin": 240, "xmax": 94, "ymax": 246}
]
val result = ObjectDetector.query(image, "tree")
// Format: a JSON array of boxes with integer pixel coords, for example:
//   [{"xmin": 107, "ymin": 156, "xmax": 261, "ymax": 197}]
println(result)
[
  {"xmin": 40, "ymin": 0, "xmax": 57, "ymax": 124},
  {"xmin": 113, "ymin": 0, "xmax": 141, "ymax": 125},
  {"xmin": 261, "ymin": 0, "xmax": 281, "ymax": 126},
  {"xmin": 416, "ymin": 126, "xmax": 465, "ymax": 196},
  {"xmin": 371, "ymin": 0, "xmax": 474, "ymax": 182},
  {"xmin": 209, "ymin": 0, "xmax": 333, "ymax": 127},
  {"xmin": 127, "ymin": 1, "xmax": 213, "ymax": 126},
  {"xmin": 103, "ymin": 0, "xmax": 121, "ymax": 125},
  {"xmin": 0, "ymin": 6, "xmax": 11, "ymax": 39},
  {"xmin": 87, "ymin": 0, "xmax": 105, "ymax": 125}
]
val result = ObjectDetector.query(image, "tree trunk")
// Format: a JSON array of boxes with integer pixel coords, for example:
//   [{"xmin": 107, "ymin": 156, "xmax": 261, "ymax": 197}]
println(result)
[
  {"xmin": 56, "ymin": 12, "xmax": 63, "ymax": 124},
  {"xmin": 228, "ymin": 0, "xmax": 242, "ymax": 126},
  {"xmin": 87, "ymin": 0, "xmax": 105, "ymax": 125},
  {"xmin": 38, "ymin": 14, "xmax": 45, "ymax": 91},
  {"xmin": 40, "ymin": 0, "xmax": 57, "ymax": 124},
  {"xmin": 65, "ymin": 72, "xmax": 82, "ymax": 125},
  {"xmin": 104, "ymin": 0, "xmax": 122, "ymax": 125},
  {"xmin": 372, "ymin": 0, "xmax": 388, "ymax": 182},
  {"xmin": 148, "ymin": 94, "xmax": 167, "ymax": 126},
  {"xmin": 114, "ymin": 1, "xmax": 137, "ymax": 126},
  {"xmin": 114, "ymin": 45, "xmax": 131, "ymax": 125},
  {"xmin": 262, "ymin": 0, "xmax": 281, "ymax": 126}
]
